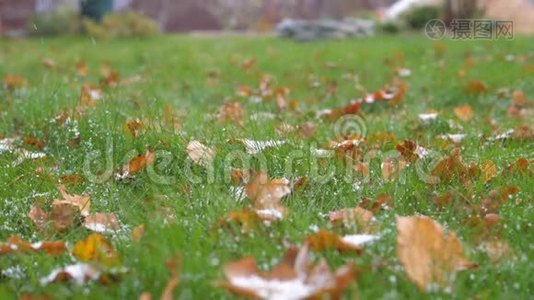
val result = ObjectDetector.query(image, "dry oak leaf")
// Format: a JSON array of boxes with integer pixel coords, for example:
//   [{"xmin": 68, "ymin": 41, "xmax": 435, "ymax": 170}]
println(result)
[
  {"xmin": 53, "ymin": 185, "xmax": 90, "ymax": 217},
  {"xmin": 0, "ymin": 236, "xmax": 66, "ymax": 256},
  {"xmin": 245, "ymin": 171, "xmax": 291, "ymax": 222},
  {"xmin": 72, "ymin": 233, "xmax": 119, "ymax": 267},
  {"xmin": 453, "ymin": 104, "xmax": 474, "ymax": 122},
  {"xmin": 84, "ymin": 213, "xmax": 120, "ymax": 233},
  {"xmin": 221, "ymin": 245, "xmax": 356, "ymax": 300},
  {"xmin": 396, "ymin": 216, "xmax": 477, "ymax": 291},
  {"xmin": 186, "ymin": 140, "xmax": 215, "ymax": 167}
]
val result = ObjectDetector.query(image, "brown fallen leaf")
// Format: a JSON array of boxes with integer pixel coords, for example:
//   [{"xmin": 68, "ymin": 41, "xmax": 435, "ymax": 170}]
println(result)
[
  {"xmin": 124, "ymin": 119, "xmax": 144, "ymax": 137},
  {"xmin": 396, "ymin": 216, "xmax": 476, "ymax": 291},
  {"xmin": 117, "ymin": 150, "xmax": 156, "ymax": 180},
  {"xmin": 76, "ymin": 60, "xmax": 88, "ymax": 77},
  {"xmin": 72, "ymin": 233, "xmax": 119, "ymax": 267},
  {"xmin": 28, "ymin": 203, "xmax": 49, "ymax": 230},
  {"xmin": 329, "ymin": 206, "xmax": 374, "ymax": 232},
  {"xmin": 218, "ymin": 101, "xmax": 244, "ymax": 126},
  {"xmin": 0, "ymin": 236, "xmax": 66, "ymax": 256},
  {"xmin": 80, "ymin": 84, "xmax": 102, "ymax": 107},
  {"xmin": 465, "ymin": 80, "xmax": 488, "ymax": 95},
  {"xmin": 53, "ymin": 185, "xmax": 90, "ymax": 217},
  {"xmin": 221, "ymin": 245, "xmax": 356, "ymax": 299},
  {"xmin": 50, "ymin": 202, "xmax": 79, "ymax": 232},
  {"xmin": 245, "ymin": 171, "xmax": 290, "ymax": 222},
  {"xmin": 305, "ymin": 230, "xmax": 367, "ymax": 254},
  {"xmin": 186, "ymin": 140, "xmax": 215, "ymax": 167},
  {"xmin": 454, "ymin": 104, "xmax": 475, "ymax": 122},
  {"xmin": 84, "ymin": 213, "xmax": 120, "ymax": 233}
]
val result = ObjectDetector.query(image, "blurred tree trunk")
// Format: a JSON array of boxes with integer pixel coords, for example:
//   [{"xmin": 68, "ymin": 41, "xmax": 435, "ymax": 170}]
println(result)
[{"xmin": 445, "ymin": 0, "xmax": 478, "ymax": 24}]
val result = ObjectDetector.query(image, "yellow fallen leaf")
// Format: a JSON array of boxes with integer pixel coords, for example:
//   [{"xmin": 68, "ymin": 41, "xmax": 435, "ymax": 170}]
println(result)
[
  {"xmin": 481, "ymin": 160, "xmax": 497, "ymax": 183},
  {"xmin": 72, "ymin": 233, "xmax": 118, "ymax": 267}
]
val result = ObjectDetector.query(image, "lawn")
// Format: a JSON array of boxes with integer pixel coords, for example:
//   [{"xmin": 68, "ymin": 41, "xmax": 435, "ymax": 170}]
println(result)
[{"xmin": 0, "ymin": 35, "xmax": 533, "ymax": 299}]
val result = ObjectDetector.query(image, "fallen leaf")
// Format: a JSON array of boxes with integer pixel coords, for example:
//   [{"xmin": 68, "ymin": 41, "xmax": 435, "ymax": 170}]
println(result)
[
  {"xmin": 80, "ymin": 84, "xmax": 102, "ymax": 107},
  {"xmin": 396, "ymin": 216, "xmax": 476, "ymax": 291},
  {"xmin": 28, "ymin": 203, "xmax": 49, "ymax": 230},
  {"xmin": 3, "ymin": 74, "xmax": 27, "ymax": 90},
  {"xmin": 0, "ymin": 236, "xmax": 65, "ymax": 256},
  {"xmin": 53, "ymin": 185, "xmax": 90, "ymax": 217},
  {"xmin": 84, "ymin": 213, "xmax": 120, "ymax": 233},
  {"xmin": 124, "ymin": 119, "xmax": 143, "ymax": 137},
  {"xmin": 72, "ymin": 234, "xmax": 119, "ymax": 267},
  {"xmin": 50, "ymin": 202, "xmax": 79, "ymax": 232},
  {"xmin": 117, "ymin": 150, "xmax": 156, "ymax": 180},
  {"xmin": 329, "ymin": 207, "xmax": 374, "ymax": 231},
  {"xmin": 186, "ymin": 141, "xmax": 215, "ymax": 167},
  {"xmin": 40, "ymin": 263, "xmax": 100, "ymax": 286},
  {"xmin": 218, "ymin": 101, "xmax": 244, "ymax": 126},
  {"xmin": 246, "ymin": 172, "xmax": 290, "ymax": 206},
  {"xmin": 481, "ymin": 160, "xmax": 498, "ymax": 183},
  {"xmin": 454, "ymin": 104, "xmax": 474, "ymax": 122},
  {"xmin": 305, "ymin": 230, "xmax": 365, "ymax": 253},
  {"xmin": 465, "ymin": 80, "xmax": 488, "ymax": 94},
  {"xmin": 221, "ymin": 245, "xmax": 356, "ymax": 299},
  {"xmin": 75, "ymin": 60, "xmax": 88, "ymax": 76}
]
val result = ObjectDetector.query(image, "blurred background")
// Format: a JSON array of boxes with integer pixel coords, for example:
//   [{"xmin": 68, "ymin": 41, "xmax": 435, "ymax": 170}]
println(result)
[{"xmin": 1, "ymin": 0, "xmax": 533, "ymax": 38}]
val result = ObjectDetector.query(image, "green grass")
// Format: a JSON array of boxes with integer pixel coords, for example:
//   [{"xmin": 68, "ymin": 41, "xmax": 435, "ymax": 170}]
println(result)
[{"xmin": 0, "ymin": 35, "xmax": 533, "ymax": 299}]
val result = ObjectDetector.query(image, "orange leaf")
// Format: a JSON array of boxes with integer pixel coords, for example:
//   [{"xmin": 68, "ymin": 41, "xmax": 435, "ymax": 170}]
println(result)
[
  {"xmin": 0, "ymin": 236, "xmax": 65, "ymax": 256},
  {"xmin": 454, "ymin": 104, "xmax": 474, "ymax": 121},
  {"xmin": 396, "ymin": 216, "xmax": 476, "ymax": 291},
  {"xmin": 305, "ymin": 230, "xmax": 363, "ymax": 254}
]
